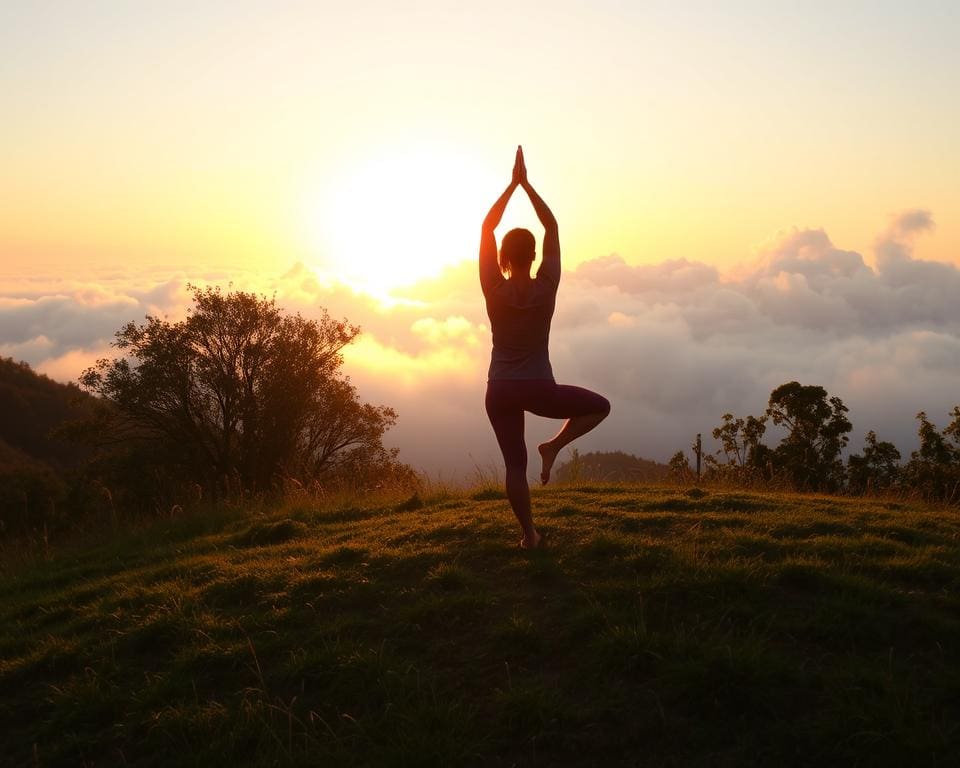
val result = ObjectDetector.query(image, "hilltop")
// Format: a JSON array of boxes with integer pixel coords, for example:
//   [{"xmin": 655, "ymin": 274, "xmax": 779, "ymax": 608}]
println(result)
[
  {"xmin": 0, "ymin": 357, "xmax": 95, "ymax": 472},
  {"xmin": 554, "ymin": 450, "xmax": 671, "ymax": 483},
  {"xmin": 2, "ymin": 484, "xmax": 959, "ymax": 766},
  {"xmin": 0, "ymin": 357, "xmax": 100, "ymax": 537}
]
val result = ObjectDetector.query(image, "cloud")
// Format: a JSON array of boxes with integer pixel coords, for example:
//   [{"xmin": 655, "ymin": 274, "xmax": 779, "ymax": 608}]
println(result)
[
  {"xmin": 545, "ymin": 212, "xmax": 960, "ymax": 468},
  {"xmin": 574, "ymin": 255, "xmax": 720, "ymax": 296},
  {"xmin": 37, "ymin": 345, "xmax": 115, "ymax": 383},
  {"xmin": 3, "ymin": 211, "xmax": 960, "ymax": 479}
]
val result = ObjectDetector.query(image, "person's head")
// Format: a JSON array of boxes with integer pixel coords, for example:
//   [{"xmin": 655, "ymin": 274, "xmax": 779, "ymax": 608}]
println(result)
[{"xmin": 499, "ymin": 228, "xmax": 536, "ymax": 277}]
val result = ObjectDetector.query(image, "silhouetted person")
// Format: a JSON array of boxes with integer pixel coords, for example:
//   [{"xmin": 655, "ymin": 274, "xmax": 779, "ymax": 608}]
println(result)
[{"xmin": 480, "ymin": 146, "xmax": 610, "ymax": 549}]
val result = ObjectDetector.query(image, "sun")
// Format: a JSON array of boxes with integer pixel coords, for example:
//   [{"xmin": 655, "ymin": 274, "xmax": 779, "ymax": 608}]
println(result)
[{"xmin": 305, "ymin": 142, "xmax": 500, "ymax": 296}]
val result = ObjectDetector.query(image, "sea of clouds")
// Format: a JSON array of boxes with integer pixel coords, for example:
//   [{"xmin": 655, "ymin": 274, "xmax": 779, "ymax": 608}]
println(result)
[{"xmin": 3, "ymin": 210, "xmax": 959, "ymax": 481}]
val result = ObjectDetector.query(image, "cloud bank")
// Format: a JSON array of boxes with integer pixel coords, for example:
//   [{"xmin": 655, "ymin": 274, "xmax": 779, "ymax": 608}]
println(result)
[{"xmin": 3, "ymin": 211, "xmax": 959, "ymax": 480}]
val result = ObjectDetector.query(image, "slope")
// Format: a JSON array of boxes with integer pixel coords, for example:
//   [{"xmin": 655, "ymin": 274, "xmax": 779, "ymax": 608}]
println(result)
[{"xmin": 2, "ymin": 485, "xmax": 959, "ymax": 766}]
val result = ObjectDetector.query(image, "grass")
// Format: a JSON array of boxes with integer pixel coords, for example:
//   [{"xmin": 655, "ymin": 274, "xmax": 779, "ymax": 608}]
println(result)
[{"xmin": 2, "ymin": 484, "xmax": 960, "ymax": 766}]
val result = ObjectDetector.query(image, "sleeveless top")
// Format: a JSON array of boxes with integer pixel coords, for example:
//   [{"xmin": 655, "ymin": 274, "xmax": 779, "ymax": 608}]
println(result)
[{"xmin": 483, "ymin": 268, "xmax": 558, "ymax": 381}]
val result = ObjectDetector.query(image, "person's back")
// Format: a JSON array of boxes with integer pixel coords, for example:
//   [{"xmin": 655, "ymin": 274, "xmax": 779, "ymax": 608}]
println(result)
[{"xmin": 484, "ymin": 271, "xmax": 557, "ymax": 380}]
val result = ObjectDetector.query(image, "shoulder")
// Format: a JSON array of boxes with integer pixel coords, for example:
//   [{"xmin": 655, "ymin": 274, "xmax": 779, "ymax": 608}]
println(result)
[
  {"xmin": 480, "ymin": 272, "xmax": 505, "ymax": 297},
  {"xmin": 533, "ymin": 274, "xmax": 559, "ymax": 297}
]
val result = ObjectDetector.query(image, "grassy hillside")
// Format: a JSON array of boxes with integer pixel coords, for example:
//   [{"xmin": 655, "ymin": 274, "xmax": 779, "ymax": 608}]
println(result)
[{"xmin": 2, "ymin": 484, "xmax": 959, "ymax": 766}]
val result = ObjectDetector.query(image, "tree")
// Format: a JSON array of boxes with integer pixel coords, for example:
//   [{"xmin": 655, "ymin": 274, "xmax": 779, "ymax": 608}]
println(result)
[
  {"xmin": 944, "ymin": 406, "xmax": 960, "ymax": 453},
  {"xmin": 847, "ymin": 430, "xmax": 901, "ymax": 494},
  {"xmin": 903, "ymin": 411, "xmax": 958, "ymax": 502},
  {"xmin": 80, "ymin": 286, "xmax": 411, "ymax": 502},
  {"xmin": 766, "ymin": 382, "xmax": 852, "ymax": 491},
  {"xmin": 668, "ymin": 450, "xmax": 693, "ymax": 483},
  {"xmin": 708, "ymin": 412, "xmax": 771, "ymax": 485}
]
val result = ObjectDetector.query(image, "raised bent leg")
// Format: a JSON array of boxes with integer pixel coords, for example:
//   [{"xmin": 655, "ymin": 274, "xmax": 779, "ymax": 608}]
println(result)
[{"xmin": 535, "ymin": 385, "xmax": 611, "ymax": 485}]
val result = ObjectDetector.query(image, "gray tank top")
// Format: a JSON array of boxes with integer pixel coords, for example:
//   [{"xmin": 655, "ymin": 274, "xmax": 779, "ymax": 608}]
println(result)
[{"xmin": 484, "ymin": 275, "xmax": 557, "ymax": 381}]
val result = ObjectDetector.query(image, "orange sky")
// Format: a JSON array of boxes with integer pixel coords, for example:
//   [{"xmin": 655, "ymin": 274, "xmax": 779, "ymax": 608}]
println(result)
[
  {"xmin": 3, "ymin": 3, "xmax": 960, "ymax": 476},
  {"xmin": 3, "ymin": 2, "xmax": 959, "ymax": 288}
]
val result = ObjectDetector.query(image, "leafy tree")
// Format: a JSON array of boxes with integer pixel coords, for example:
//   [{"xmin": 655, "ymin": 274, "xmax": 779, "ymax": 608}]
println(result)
[
  {"xmin": 847, "ymin": 431, "xmax": 901, "ymax": 494},
  {"xmin": 711, "ymin": 412, "xmax": 769, "ymax": 473},
  {"xmin": 944, "ymin": 406, "xmax": 960, "ymax": 452},
  {"xmin": 903, "ymin": 411, "xmax": 958, "ymax": 502},
  {"xmin": 80, "ymin": 286, "xmax": 412, "ymax": 503},
  {"xmin": 766, "ymin": 382, "xmax": 852, "ymax": 491},
  {"xmin": 668, "ymin": 450, "xmax": 693, "ymax": 483}
]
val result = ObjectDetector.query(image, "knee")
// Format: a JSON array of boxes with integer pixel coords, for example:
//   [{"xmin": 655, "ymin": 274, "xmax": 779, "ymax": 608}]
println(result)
[{"xmin": 597, "ymin": 397, "xmax": 611, "ymax": 419}]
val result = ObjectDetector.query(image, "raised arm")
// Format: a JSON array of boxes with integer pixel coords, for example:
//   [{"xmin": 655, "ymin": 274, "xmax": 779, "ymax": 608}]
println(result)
[
  {"xmin": 516, "ymin": 147, "xmax": 560, "ymax": 283},
  {"xmin": 479, "ymin": 183, "xmax": 515, "ymax": 293},
  {"xmin": 480, "ymin": 149, "xmax": 524, "ymax": 293}
]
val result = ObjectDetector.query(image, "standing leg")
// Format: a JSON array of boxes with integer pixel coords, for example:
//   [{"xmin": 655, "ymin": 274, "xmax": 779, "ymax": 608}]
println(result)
[{"xmin": 486, "ymin": 386, "xmax": 543, "ymax": 548}]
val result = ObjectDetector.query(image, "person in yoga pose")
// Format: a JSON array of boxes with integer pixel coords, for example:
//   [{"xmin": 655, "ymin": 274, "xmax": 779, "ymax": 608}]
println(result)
[{"xmin": 480, "ymin": 146, "xmax": 610, "ymax": 549}]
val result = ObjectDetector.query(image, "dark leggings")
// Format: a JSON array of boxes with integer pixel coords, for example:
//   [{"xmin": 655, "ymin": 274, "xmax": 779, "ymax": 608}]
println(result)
[{"xmin": 485, "ymin": 379, "xmax": 610, "ymax": 475}]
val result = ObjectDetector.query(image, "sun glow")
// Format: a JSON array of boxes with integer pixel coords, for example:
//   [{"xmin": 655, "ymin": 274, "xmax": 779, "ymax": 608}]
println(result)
[{"xmin": 305, "ymin": 142, "xmax": 499, "ymax": 296}]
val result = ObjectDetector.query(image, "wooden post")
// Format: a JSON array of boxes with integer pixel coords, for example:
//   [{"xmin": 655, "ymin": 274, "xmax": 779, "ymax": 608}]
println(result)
[{"xmin": 695, "ymin": 433, "xmax": 702, "ymax": 482}]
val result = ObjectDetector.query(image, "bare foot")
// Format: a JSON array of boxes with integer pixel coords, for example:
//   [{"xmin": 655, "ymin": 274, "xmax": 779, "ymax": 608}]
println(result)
[
  {"xmin": 520, "ymin": 530, "xmax": 545, "ymax": 549},
  {"xmin": 538, "ymin": 442, "xmax": 558, "ymax": 485}
]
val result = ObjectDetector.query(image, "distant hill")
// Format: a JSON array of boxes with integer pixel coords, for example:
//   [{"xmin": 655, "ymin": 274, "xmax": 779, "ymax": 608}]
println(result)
[
  {"xmin": 554, "ymin": 449, "xmax": 671, "ymax": 483},
  {"xmin": 0, "ymin": 357, "xmax": 95, "ymax": 473}
]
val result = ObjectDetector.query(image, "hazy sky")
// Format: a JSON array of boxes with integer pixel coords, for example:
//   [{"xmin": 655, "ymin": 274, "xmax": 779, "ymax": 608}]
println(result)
[{"xmin": 3, "ymin": 2, "xmax": 960, "ymax": 478}]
